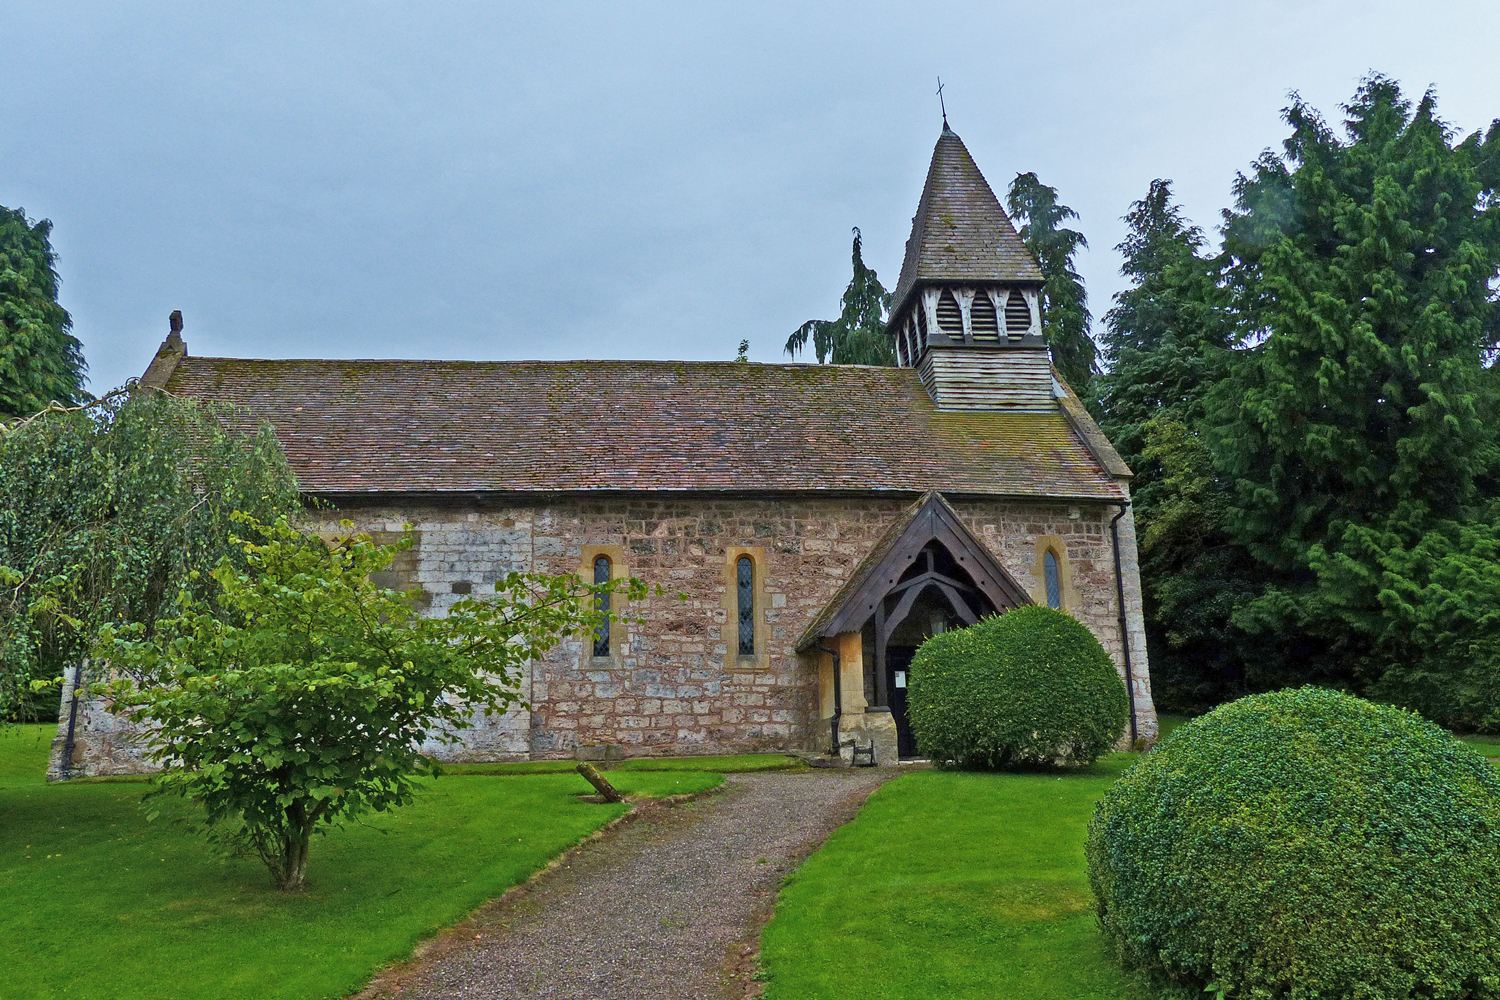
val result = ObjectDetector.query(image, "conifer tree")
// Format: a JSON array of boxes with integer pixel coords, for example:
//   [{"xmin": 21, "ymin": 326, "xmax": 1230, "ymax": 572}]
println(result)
[
  {"xmin": 1208, "ymin": 77, "xmax": 1500, "ymax": 697},
  {"xmin": 785, "ymin": 228, "xmax": 893, "ymax": 365},
  {"xmin": 1096, "ymin": 179, "xmax": 1231, "ymax": 486},
  {"xmin": 1094, "ymin": 180, "xmax": 1259, "ymax": 709},
  {"xmin": 1006, "ymin": 173, "xmax": 1095, "ymax": 391},
  {"xmin": 0, "ymin": 207, "xmax": 86, "ymax": 418}
]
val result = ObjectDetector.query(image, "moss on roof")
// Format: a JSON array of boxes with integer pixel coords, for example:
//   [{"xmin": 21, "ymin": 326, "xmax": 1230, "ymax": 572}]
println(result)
[{"xmin": 164, "ymin": 356, "xmax": 1125, "ymax": 499}]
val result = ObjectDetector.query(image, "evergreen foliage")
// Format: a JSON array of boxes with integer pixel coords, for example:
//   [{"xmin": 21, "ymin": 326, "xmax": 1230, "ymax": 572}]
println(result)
[
  {"xmin": 1096, "ymin": 180, "xmax": 1231, "ymax": 468},
  {"xmin": 784, "ymin": 228, "xmax": 894, "ymax": 365},
  {"xmin": 1006, "ymin": 173, "xmax": 1096, "ymax": 391},
  {"xmin": 1207, "ymin": 77, "xmax": 1500, "ymax": 703},
  {"xmin": 0, "ymin": 207, "xmax": 86, "ymax": 419},
  {"xmin": 1092, "ymin": 77, "xmax": 1500, "ymax": 724},
  {"xmin": 97, "ymin": 515, "xmax": 644, "ymax": 891},
  {"xmin": 1359, "ymin": 517, "xmax": 1500, "ymax": 730},
  {"xmin": 1094, "ymin": 181, "xmax": 1265, "ymax": 711},
  {"xmin": 0, "ymin": 389, "xmax": 298, "ymax": 721},
  {"xmin": 907, "ymin": 606, "xmax": 1127, "ymax": 768},
  {"xmin": 1129, "ymin": 420, "xmax": 1270, "ymax": 711},
  {"xmin": 1087, "ymin": 687, "xmax": 1500, "ymax": 1000}
]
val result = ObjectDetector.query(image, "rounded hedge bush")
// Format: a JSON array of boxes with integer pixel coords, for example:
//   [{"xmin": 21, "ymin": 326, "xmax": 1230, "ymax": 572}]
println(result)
[
  {"xmin": 1087, "ymin": 687, "xmax": 1500, "ymax": 1000},
  {"xmin": 906, "ymin": 605, "xmax": 1128, "ymax": 768}
]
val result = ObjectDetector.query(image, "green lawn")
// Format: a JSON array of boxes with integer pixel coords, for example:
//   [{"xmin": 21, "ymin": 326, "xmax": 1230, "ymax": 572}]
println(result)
[
  {"xmin": 613, "ymin": 752, "xmax": 804, "ymax": 772},
  {"xmin": 0, "ymin": 722, "xmax": 53, "ymax": 783},
  {"xmin": 0, "ymin": 724, "xmax": 719, "ymax": 1000},
  {"xmin": 444, "ymin": 752, "xmax": 804, "ymax": 776},
  {"xmin": 1465, "ymin": 735, "xmax": 1500, "ymax": 758},
  {"xmin": 1153, "ymin": 712, "xmax": 1194, "ymax": 741},
  {"xmin": 758, "ymin": 758, "xmax": 1147, "ymax": 1000}
]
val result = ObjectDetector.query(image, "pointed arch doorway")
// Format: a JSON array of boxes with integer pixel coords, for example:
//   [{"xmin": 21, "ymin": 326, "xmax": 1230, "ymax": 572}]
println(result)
[
  {"xmin": 877, "ymin": 539, "xmax": 992, "ymax": 755},
  {"xmin": 798, "ymin": 492, "xmax": 1032, "ymax": 759}
]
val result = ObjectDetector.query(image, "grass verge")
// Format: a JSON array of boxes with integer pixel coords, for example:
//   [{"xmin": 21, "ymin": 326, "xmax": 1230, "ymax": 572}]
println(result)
[
  {"xmin": 1465, "ymin": 735, "xmax": 1500, "ymax": 758},
  {"xmin": 758, "ymin": 758, "xmax": 1144, "ymax": 1000},
  {"xmin": 443, "ymin": 752, "xmax": 803, "ymax": 775},
  {"xmin": 613, "ymin": 753, "xmax": 804, "ymax": 772},
  {"xmin": 0, "ymin": 724, "xmax": 719, "ymax": 1000}
]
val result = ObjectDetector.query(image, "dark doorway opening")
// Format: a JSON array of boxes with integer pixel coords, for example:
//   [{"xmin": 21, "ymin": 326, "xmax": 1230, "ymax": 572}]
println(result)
[
  {"xmin": 886, "ymin": 646, "xmax": 917, "ymax": 757},
  {"xmin": 872, "ymin": 541, "xmax": 997, "ymax": 758}
]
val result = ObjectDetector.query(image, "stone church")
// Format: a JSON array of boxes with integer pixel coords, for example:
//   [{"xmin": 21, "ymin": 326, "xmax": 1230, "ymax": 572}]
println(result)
[{"xmin": 54, "ymin": 126, "xmax": 1156, "ymax": 776}]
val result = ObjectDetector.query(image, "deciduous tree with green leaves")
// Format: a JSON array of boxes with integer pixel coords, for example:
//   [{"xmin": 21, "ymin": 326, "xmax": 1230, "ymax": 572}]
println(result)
[
  {"xmin": 0, "ymin": 389, "xmax": 297, "ymax": 722},
  {"xmin": 784, "ymin": 228, "xmax": 893, "ymax": 365},
  {"xmin": 0, "ymin": 207, "xmax": 86, "ymax": 419},
  {"xmin": 98, "ymin": 514, "xmax": 643, "ymax": 891},
  {"xmin": 1006, "ymin": 173, "xmax": 1096, "ymax": 392}
]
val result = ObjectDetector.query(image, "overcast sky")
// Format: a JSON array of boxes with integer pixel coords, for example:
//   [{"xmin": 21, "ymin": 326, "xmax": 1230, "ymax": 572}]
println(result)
[{"xmin": 3, "ymin": 2, "xmax": 1498, "ymax": 394}]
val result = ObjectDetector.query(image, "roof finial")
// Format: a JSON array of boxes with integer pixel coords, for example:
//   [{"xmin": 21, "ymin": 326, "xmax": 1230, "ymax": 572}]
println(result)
[
  {"xmin": 936, "ymin": 77, "xmax": 949, "ymax": 131},
  {"xmin": 164, "ymin": 309, "xmax": 185, "ymax": 351}
]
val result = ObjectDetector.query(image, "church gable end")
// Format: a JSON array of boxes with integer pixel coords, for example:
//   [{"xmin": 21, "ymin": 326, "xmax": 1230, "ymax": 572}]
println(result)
[{"xmin": 798, "ymin": 491, "xmax": 1031, "ymax": 650}]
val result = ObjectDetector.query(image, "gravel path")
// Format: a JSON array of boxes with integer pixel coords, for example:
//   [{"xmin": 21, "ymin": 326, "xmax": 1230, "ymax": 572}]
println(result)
[{"xmin": 362, "ymin": 768, "xmax": 893, "ymax": 1000}]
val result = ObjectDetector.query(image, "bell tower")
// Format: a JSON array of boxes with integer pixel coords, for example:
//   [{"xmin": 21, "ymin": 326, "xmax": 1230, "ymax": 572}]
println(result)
[{"xmin": 888, "ymin": 126, "xmax": 1053, "ymax": 411}]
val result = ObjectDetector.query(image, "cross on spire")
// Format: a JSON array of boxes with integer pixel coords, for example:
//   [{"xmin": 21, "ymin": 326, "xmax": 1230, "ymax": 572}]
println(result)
[{"xmin": 936, "ymin": 77, "xmax": 948, "ymax": 129}]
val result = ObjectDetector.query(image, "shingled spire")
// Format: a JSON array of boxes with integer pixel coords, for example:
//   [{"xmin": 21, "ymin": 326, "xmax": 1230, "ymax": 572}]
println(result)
[
  {"xmin": 887, "ymin": 128, "xmax": 1050, "ymax": 411},
  {"xmin": 891, "ymin": 128, "xmax": 1042, "ymax": 314}
]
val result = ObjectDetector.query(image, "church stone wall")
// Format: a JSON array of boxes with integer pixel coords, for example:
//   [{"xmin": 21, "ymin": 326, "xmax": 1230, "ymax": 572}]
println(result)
[
  {"xmin": 51, "ymin": 493, "xmax": 1156, "ymax": 777},
  {"xmin": 313, "ymin": 494, "xmax": 1154, "ymax": 760}
]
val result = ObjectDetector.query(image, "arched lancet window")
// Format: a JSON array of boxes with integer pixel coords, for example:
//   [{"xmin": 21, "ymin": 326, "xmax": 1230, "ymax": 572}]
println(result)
[
  {"xmin": 593, "ymin": 555, "xmax": 612, "ymax": 656},
  {"xmin": 736, "ymin": 555, "xmax": 755, "ymax": 655},
  {"xmin": 1043, "ymin": 550, "xmax": 1062, "ymax": 609}
]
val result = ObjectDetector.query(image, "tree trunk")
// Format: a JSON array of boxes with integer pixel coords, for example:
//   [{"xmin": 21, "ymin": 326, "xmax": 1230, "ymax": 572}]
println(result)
[
  {"xmin": 274, "ymin": 831, "xmax": 311, "ymax": 891},
  {"xmin": 272, "ymin": 808, "xmax": 314, "ymax": 892}
]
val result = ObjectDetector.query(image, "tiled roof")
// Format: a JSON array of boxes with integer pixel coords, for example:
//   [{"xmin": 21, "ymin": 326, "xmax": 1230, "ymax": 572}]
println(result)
[
  {"xmin": 890, "ymin": 127, "xmax": 1044, "ymax": 316},
  {"xmin": 163, "ymin": 356, "xmax": 1126, "ymax": 500}
]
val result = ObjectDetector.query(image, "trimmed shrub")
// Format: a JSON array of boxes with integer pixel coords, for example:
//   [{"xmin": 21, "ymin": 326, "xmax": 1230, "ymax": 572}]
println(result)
[
  {"xmin": 1087, "ymin": 687, "xmax": 1500, "ymax": 1000},
  {"xmin": 907, "ymin": 605, "xmax": 1128, "ymax": 767}
]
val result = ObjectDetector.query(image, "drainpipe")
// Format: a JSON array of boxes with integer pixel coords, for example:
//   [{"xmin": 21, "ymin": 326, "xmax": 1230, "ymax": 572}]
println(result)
[
  {"xmin": 819, "ymin": 642, "xmax": 841, "ymax": 755},
  {"xmin": 60, "ymin": 660, "xmax": 85, "ymax": 780},
  {"xmin": 1109, "ymin": 506, "xmax": 1139, "ymax": 745}
]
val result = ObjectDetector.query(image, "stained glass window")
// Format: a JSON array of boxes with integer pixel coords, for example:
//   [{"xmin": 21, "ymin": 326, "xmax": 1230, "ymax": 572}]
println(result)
[
  {"xmin": 737, "ymin": 555, "xmax": 754, "ymax": 655},
  {"xmin": 1044, "ymin": 550, "xmax": 1061, "ymax": 609},
  {"xmin": 593, "ymin": 555, "xmax": 611, "ymax": 656}
]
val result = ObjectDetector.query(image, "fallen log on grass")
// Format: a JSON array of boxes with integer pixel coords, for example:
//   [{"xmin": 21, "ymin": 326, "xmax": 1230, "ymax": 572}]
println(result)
[{"xmin": 576, "ymin": 762, "xmax": 624, "ymax": 803}]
